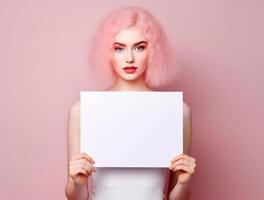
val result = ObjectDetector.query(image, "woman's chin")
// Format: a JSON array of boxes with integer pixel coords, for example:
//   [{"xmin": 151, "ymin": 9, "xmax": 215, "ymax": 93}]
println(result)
[
  {"xmin": 121, "ymin": 74, "xmax": 141, "ymax": 81},
  {"xmin": 114, "ymin": 71, "xmax": 144, "ymax": 81}
]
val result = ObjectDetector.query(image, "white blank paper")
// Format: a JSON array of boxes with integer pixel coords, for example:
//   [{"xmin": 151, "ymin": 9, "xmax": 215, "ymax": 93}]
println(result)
[{"xmin": 80, "ymin": 91, "xmax": 183, "ymax": 168}]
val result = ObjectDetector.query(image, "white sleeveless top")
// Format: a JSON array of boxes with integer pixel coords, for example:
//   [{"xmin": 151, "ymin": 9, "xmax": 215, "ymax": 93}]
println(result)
[{"xmin": 88, "ymin": 167, "xmax": 169, "ymax": 200}]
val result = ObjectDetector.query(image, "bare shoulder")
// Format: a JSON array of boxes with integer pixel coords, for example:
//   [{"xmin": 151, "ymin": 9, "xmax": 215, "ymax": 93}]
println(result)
[
  {"xmin": 67, "ymin": 100, "xmax": 80, "ymax": 157},
  {"xmin": 67, "ymin": 99, "xmax": 80, "ymax": 142},
  {"xmin": 183, "ymin": 101, "xmax": 191, "ymax": 119},
  {"xmin": 69, "ymin": 100, "xmax": 80, "ymax": 118}
]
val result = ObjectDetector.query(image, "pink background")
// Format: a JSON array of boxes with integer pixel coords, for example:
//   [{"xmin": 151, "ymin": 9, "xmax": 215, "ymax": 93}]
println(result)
[{"xmin": 1, "ymin": 0, "xmax": 263, "ymax": 199}]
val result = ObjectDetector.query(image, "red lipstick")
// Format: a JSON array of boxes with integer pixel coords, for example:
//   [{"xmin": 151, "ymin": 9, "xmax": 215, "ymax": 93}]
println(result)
[{"xmin": 123, "ymin": 66, "xmax": 137, "ymax": 74}]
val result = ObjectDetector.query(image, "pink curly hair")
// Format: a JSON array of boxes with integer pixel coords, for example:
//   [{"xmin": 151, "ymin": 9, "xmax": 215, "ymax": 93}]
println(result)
[{"xmin": 88, "ymin": 5, "xmax": 177, "ymax": 89}]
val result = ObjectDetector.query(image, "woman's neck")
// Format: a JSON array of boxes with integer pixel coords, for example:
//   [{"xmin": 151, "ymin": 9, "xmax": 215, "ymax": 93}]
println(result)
[{"xmin": 105, "ymin": 76, "xmax": 153, "ymax": 91}]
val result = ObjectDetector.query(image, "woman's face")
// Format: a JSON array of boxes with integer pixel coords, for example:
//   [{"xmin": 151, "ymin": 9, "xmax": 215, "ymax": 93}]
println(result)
[{"xmin": 111, "ymin": 26, "xmax": 148, "ymax": 81}]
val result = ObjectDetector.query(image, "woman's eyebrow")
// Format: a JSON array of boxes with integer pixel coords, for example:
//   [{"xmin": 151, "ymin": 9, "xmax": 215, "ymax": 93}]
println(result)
[{"xmin": 113, "ymin": 41, "xmax": 147, "ymax": 46}]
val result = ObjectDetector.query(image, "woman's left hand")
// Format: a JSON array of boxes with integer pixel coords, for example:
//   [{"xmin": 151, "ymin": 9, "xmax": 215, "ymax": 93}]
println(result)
[{"xmin": 169, "ymin": 153, "xmax": 196, "ymax": 184}]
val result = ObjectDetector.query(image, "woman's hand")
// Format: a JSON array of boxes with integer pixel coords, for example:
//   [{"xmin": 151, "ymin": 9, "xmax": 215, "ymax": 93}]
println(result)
[
  {"xmin": 169, "ymin": 153, "xmax": 196, "ymax": 184},
  {"xmin": 69, "ymin": 152, "xmax": 96, "ymax": 185}
]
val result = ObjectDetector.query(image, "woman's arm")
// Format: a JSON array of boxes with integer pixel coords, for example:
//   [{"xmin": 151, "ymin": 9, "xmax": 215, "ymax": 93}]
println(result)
[
  {"xmin": 167, "ymin": 102, "xmax": 194, "ymax": 200},
  {"xmin": 65, "ymin": 100, "xmax": 90, "ymax": 200}
]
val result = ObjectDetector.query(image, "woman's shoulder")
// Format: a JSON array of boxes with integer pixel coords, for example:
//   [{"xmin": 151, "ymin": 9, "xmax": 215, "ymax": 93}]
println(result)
[
  {"xmin": 183, "ymin": 101, "xmax": 191, "ymax": 118},
  {"xmin": 69, "ymin": 99, "xmax": 80, "ymax": 118}
]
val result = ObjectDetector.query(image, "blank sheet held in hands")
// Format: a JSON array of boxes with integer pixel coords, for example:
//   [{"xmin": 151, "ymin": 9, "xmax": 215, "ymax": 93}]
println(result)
[{"xmin": 80, "ymin": 91, "xmax": 183, "ymax": 168}]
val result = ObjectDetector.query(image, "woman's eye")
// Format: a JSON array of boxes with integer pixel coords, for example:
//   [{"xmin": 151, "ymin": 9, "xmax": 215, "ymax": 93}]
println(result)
[
  {"xmin": 135, "ymin": 46, "xmax": 145, "ymax": 52},
  {"xmin": 114, "ymin": 47, "xmax": 125, "ymax": 52}
]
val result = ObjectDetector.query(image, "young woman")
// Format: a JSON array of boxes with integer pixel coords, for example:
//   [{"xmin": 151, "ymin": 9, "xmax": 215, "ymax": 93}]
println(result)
[{"xmin": 65, "ymin": 6, "xmax": 196, "ymax": 200}]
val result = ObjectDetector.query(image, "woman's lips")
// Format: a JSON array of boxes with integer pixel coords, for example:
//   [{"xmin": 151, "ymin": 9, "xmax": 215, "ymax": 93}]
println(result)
[{"xmin": 123, "ymin": 66, "xmax": 137, "ymax": 74}]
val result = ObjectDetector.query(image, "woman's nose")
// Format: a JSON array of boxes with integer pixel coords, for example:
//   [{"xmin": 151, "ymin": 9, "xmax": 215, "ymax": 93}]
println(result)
[{"xmin": 126, "ymin": 49, "xmax": 134, "ymax": 64}]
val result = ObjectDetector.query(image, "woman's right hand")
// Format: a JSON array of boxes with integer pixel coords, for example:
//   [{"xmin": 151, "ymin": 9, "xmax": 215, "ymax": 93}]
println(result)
[{"xmin": 69, "ymin": 152, "xmax": 96, "ymax": 185}]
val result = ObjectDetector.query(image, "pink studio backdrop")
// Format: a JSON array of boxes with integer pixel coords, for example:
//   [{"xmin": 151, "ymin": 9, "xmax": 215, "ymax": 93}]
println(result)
[{"xmin": 1, "ymin": 0, "xmax": 263, "ymax": 199}]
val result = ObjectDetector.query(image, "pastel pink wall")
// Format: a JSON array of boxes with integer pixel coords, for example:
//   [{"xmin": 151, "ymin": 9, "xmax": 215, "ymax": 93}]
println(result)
[{"xmin": 1, "ymin": 0, "xmax": 263, "ymax": 199}]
